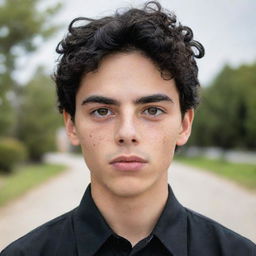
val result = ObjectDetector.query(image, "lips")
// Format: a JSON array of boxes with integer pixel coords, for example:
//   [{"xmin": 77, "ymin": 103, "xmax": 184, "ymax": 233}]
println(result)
[{"xmin": 109, "ymin": 155, "xmax": 147, "ymax": 171}]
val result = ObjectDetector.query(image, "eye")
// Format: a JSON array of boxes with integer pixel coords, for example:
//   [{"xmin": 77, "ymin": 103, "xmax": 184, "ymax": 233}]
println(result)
[
  {"xmin": 143, "ymin": 107, "xmax": 165, "ymax": 116},
  {"xmin": 90, "ymin": 108, "xmax": 113, "ymax": 118}
]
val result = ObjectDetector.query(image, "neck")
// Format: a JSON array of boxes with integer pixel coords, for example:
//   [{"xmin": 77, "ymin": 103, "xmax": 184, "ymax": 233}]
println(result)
[{"xmin": 91, "ymin": 181, "xmax": 168, "ymax": 247}]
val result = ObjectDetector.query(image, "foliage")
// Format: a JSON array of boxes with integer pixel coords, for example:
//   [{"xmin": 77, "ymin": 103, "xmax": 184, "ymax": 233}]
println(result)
[
  {"xmin": 17, "ymin": 68, "xmax": 62, "ymax": 161},
  {"xmin": 0, "ymin": 0, "xmax": 61, "ymax": 74},
  {"xmin": 0, "ymin": 137, "xmax": 27, "ymax": 173},
  {"xmin": 175, "ymin": 156, "xmax": 256, "ymax": 190},
  {"xmin": 0, "ymin": 163, "xmax": 66, "ymax": 207},
  {"xmin": 0, "ymin": 95, "xmax": 15, "ymax": 135},
  {"xmin": 190, "ymin": 62, "xmax": 256, "ymax": 149},
  {"xmin": 0, "ymin": 0, "xmax": 61, "ymax": 136}
]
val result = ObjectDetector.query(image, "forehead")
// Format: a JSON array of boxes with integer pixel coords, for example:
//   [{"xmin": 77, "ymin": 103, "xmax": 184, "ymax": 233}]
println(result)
[{"xmin": 77, "ymin": 51, "xmax": 179, "ymax": 103}]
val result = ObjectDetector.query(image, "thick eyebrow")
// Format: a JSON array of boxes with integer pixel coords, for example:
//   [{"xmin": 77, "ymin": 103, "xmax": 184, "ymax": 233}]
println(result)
[
  {"xmin": 134, "ymin": 94, "xmax": 173, "ymax": 104},
  {"xmin": 81, "ymin": 93, "xmax": 173, "ymax": 106},
  {"xmin": 82, "ymin": 96, "xmax": 120, "ymax": 106}
]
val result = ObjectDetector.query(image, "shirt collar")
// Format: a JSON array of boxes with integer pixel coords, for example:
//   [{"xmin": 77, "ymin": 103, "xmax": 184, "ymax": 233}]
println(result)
[
  {"xmin": 73, "ymin": 184, "xmax": 188, "ymax": 256},
  {"xmin": 152, "ymin": 185, "xmax": 188, "ymax": 256},
  {"xmin": 73, "ymin": 184, "xmax": 113, "ymax": 256}
]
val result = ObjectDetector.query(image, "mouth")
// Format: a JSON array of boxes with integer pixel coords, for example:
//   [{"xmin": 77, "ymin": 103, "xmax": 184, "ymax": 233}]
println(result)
[{"xmin": 109, "ymin": 155, "xmax": 148, "ymax": 171}]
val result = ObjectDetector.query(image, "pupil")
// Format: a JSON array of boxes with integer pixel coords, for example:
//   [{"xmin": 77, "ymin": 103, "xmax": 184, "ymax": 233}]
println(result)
[
  {"xmin": 148, "ymin": 107, "xmax": 157, "ymax": 115},
  {"xmin": 99, "ymin": 109, "xmax": 108, "ymax": 115}
]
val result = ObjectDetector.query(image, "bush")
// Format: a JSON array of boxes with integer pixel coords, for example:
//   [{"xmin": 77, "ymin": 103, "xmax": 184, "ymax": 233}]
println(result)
[
  {"xmin": 17, "ymin": 68, "xmax": 62, "ymax": 162},
  {"xmin": 0, "ymin": 137, "xmax": 28, "ymax": 173}
]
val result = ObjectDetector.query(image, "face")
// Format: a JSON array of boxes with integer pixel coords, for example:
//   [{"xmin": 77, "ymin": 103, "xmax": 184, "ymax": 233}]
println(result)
[{"xmin": 64, "ymin": 51, "xmax": 194, "ymax": 198}]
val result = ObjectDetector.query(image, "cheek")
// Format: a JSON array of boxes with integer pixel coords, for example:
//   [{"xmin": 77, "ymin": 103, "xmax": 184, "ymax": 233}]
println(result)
[
  {"xmin": 160, "ymin": 133, "xmax": 176, "ymax": 154},
  {"xmin": 79, "ymin": 126, "xmax": 111, "ymax": 151},
  {"xmin": 163, "ymin": 130, "xmax": 179, "ymax": 146},
  {"xmin": 159, "ymin": 133, "xmax": 177, "ymax": 167},
  {"xmin": 147, "ymin": 122, "xmax": 180, "ymax": 159},
  {"xmin": 88, "ymin": 133, "xmax": 98, "ymax": 148},
  {"xmin": 145, "ymin": 120, "xmax": 179, "ymax": 145}
]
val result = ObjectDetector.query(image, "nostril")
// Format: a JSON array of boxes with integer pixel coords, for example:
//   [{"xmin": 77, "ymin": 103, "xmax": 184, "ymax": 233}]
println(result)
[{"xmin": 118, "ymin": 138, "xmax": 137, "ymax": 144}]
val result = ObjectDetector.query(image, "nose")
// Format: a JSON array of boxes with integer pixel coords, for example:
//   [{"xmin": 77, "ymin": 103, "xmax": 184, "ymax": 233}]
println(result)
[{"xmin": 114, "ymin": 114, "xmax": 139, "ymax": 146}]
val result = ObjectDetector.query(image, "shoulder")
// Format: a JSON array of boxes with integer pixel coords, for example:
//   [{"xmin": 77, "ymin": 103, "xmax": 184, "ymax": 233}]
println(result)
[
  {"xmin": 185, "ymin": 208, "xmax": 256, "ymax": 255},
  {"xmin": 0, "ymin": 209, "xmax": 75, "ymax": 256}
]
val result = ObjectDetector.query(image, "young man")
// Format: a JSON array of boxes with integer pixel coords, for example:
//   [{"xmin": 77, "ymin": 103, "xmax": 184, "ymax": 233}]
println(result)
[{"xmin": 1, "ymin": 1, "xmax": 255, "ymax": 255}]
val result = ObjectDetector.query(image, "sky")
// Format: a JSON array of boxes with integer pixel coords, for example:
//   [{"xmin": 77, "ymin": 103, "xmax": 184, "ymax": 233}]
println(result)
[{"xmin": 15, "ymin": 0, "xmax": 256, "ymax": 86}]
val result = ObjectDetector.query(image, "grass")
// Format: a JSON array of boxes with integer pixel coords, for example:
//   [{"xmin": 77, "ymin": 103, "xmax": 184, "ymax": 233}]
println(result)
[
  {"xmin": 0, "ymin": 163, "xmax": 66, "ymax": 207},
  {"xmin": 174, "ymin": 156, "xmax": 256, "ymax": 191}
]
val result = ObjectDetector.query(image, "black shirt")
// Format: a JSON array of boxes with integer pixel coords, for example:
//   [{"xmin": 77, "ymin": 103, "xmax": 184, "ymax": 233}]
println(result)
[{"xmin": 1, "ymin": 184, "xmax": 255, "ymax": 256}]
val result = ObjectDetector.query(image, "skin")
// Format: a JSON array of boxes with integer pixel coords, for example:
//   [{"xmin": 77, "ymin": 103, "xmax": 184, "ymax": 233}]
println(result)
[{"xmin": 64, "ymin": 51, "xmax": 194, "ymax": 245}]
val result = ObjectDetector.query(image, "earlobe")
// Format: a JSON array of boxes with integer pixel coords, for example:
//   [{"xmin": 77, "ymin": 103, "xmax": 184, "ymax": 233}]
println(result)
[
  {"xmin": 176, "ymin": 109, "xmax": 194, "ymax": 146},
  {"xmin": 63, "ymin": 111, "xmax": 80, "ymax": 146}
]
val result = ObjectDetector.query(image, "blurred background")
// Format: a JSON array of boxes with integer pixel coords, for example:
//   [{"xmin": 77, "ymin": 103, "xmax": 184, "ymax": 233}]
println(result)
[{"xmin": 0, "ymin": 0, "xmax": 255, "ymax": 248}]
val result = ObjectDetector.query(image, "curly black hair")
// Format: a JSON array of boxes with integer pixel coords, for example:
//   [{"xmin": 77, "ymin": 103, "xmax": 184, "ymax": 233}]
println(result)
[{"xmin": 53, "ymin": 1, "xmax": 204, "ymax": 119}]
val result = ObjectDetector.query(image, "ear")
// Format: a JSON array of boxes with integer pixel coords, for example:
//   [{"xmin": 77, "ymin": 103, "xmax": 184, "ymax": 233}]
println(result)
[
  {"xmin": 63, "ymin": 111, "xmax": 80, "ymax": 146},
  {"xmin": 176, "ymin": 109, "xmax": 194, "ymax": 146}
]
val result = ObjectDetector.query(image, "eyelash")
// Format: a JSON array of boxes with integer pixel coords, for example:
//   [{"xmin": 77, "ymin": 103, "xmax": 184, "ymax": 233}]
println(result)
[{"xmin": 90, "ymin": 106, "xmax": 166, "ymax": 118}]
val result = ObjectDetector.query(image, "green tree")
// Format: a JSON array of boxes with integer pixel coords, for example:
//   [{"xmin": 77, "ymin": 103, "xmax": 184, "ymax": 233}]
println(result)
[
  {"xmin": 17, "ymin": 68, "xmax": 62, "ymax": 161},
  {"xmin": 237, "ymin": 64, "xmax": 256, "ymax": 148},
  {"xmin": 0, "ymin": 0, "xmax": 61, "ymax": 136},
  {"xmin": 190, "ymin": 62, "xmax": 256, "ymax": 150}
]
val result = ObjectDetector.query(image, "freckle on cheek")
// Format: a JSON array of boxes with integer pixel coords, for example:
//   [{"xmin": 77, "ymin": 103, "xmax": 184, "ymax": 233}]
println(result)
[{"xmin": 90, "ymin": 136, "xmax": 99, "ymax": 147}]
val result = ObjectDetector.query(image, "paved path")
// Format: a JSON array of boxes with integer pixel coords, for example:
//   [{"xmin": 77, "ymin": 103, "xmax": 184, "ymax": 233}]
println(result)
[{"xmin": 0, "ymin": 153, "xmax": 255, "ymax": 249}]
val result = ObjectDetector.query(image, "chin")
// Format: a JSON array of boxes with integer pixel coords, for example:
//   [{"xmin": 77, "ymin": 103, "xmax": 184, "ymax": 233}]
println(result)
[{"xmin": 107, "ymin": 178, "xmax": 154, "ymax": 198}]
